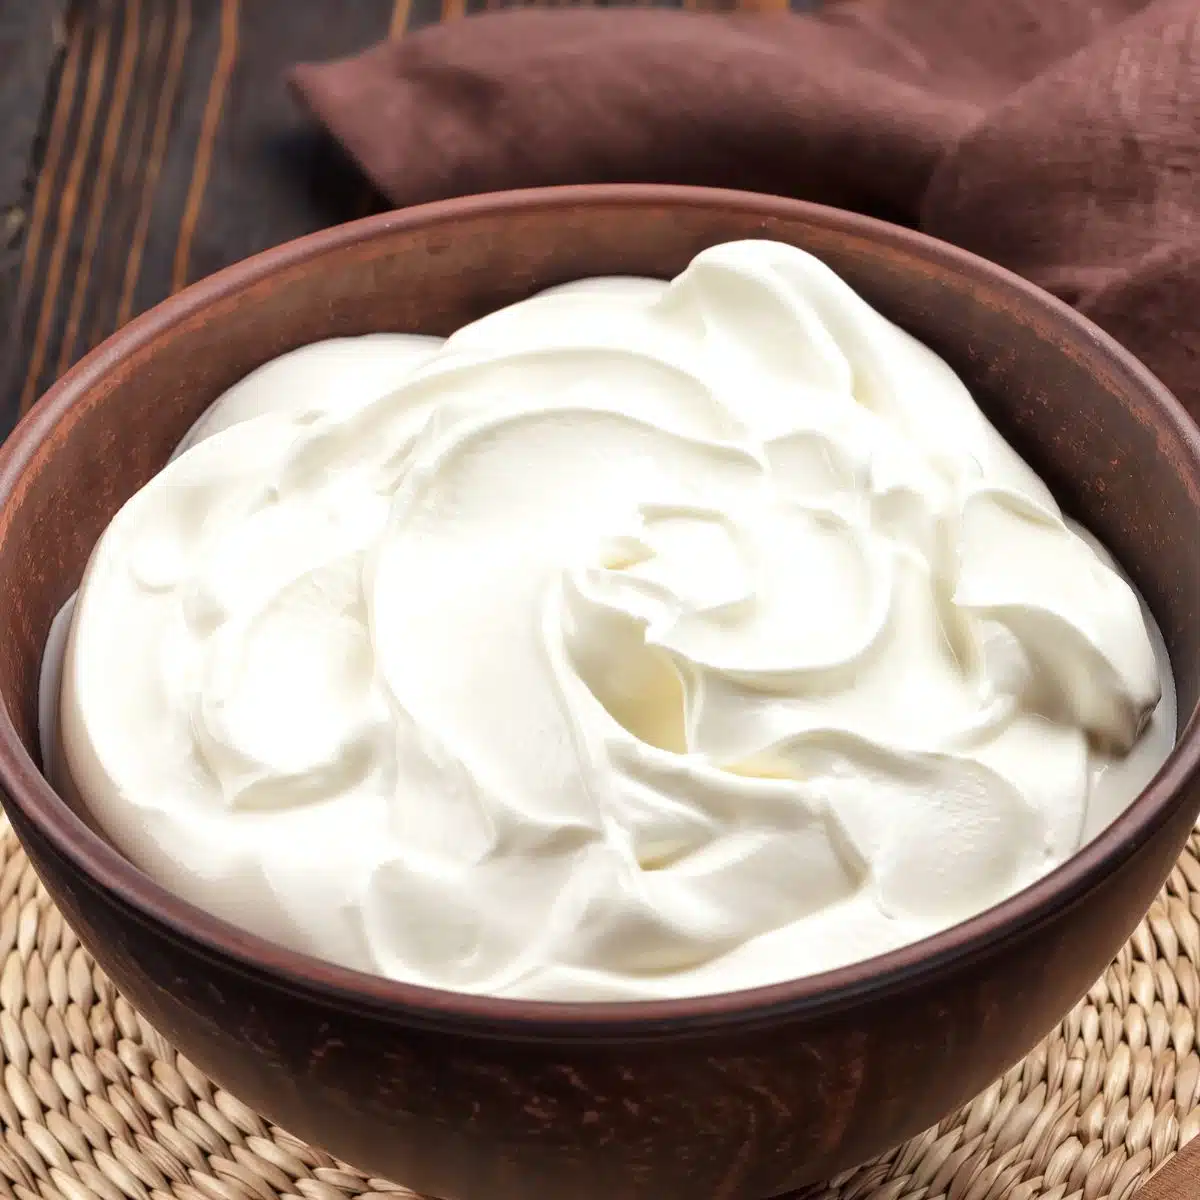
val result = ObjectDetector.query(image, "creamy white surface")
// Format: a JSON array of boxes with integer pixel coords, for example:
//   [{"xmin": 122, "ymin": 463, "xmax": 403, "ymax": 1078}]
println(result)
[{"xmin": 50, "ymin": 241, "xmax": 1176, "ymax": 1000}]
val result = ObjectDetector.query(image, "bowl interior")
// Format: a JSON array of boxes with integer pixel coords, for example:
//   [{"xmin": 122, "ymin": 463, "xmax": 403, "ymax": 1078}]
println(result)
[{"xmin": 2, "ymin": 187, "xmax": 1199, "ymax": 927}]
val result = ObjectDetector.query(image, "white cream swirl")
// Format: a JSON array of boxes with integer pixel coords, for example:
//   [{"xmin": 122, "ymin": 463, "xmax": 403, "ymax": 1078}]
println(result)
[{"xmin": 52, "ymin": 241, "xmax": 1175, "ymax": 1000}]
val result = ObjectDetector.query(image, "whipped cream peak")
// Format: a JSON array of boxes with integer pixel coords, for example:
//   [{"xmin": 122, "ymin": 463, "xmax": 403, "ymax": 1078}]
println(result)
[{"xmin": 52, "ymin": 241, "xmax": 1174, "ymax": 1001}]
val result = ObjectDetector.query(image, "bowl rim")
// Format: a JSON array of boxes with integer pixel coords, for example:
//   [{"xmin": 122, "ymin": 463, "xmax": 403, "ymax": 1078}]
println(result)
[{"xmin": 1, "ymin": 183, "xmax": 1199, "ymax": 1038}]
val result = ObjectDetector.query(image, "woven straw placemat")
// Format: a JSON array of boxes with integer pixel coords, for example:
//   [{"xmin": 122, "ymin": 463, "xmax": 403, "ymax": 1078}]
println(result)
[{"xmin": 0, "ymin": 813, "xmax": 1196, "ymax": 1200}]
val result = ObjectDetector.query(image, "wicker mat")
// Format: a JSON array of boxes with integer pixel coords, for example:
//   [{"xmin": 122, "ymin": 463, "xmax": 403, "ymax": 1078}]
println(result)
[{"xmin": 0, "ymin": 816, "xmax": 1195, "ymax": 1200}]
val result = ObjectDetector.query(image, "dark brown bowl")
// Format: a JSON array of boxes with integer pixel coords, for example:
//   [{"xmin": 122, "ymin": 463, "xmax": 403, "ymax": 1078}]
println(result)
[{"xmin": 0, "ymin": 186, "xmax": 1198, "ymax": 1200}]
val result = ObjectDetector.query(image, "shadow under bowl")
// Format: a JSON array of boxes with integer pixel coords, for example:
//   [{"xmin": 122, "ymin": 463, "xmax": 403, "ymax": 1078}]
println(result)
[{"xmin": 0, "ymin": 186, "xmax": 1198, "ymax": 1200}]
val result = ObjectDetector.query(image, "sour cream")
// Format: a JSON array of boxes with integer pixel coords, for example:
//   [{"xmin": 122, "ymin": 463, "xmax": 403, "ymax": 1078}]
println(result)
[{"xmin": 46, "ymin": 241, "xmax": 1175, "ymax": 1000}]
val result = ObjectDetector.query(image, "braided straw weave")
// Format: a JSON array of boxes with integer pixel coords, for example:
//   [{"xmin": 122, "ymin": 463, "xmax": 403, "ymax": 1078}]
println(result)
[{"xmin": 0, "ymin": 814, "xmax": 1196, "ymax": 1200}]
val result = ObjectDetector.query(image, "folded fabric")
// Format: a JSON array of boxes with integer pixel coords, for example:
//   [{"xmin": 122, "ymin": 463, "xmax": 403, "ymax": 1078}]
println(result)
[
  {"xmin": 291, "ymin": 0, "xmax": 1200, "ymax": 427},
  {"xmin": 1143, "ymin": 1134, "xmax": 1200, "ymax": 1199}
]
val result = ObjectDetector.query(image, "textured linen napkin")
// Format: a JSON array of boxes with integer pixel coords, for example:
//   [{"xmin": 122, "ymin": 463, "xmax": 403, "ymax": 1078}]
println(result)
[
  {"xmin": 290, "ymin": 0, "xmax": 1200, "ymax": 429},
  {"xmin": 1142, "ymin": 1135, "xmax": 1200, "ymax": 1197}
]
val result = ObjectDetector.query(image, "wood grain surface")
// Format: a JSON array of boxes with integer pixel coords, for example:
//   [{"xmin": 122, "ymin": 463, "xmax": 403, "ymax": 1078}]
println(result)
[{"xmin": 0, "ymin": 0, "xmax": 819, "ymax": 435}]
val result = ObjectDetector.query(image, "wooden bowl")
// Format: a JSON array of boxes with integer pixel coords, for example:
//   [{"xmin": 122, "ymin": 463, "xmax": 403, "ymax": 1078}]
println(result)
[{"xmin": 0, "ymin": 186, "xmax": 1198, "ymax": 1200}]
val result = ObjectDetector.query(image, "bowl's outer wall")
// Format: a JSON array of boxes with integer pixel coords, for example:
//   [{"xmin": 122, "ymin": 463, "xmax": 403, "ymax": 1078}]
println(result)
[
  {"xmin": 1, "ymin": 192, "xmax": 1199, "ymax": 1200},
  {"xmin": 10, "ymin": 796, "xmax": 1198, "ymax": 1200}
]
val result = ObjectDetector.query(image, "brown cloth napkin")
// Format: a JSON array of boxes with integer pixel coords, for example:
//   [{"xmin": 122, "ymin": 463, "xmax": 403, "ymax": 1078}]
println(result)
[
  {"xmin": 290, "ymin": 0, "xmax": 1200, "ymax": 429},
  {"xmin": 1143, "ymin": 1135, "xmax": 1200, "ymax": 1198}
]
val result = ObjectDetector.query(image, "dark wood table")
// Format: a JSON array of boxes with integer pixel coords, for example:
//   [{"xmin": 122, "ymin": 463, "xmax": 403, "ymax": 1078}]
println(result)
[{"xmin": 0, "ymin": 0, "xmax": 818, "ymax": 436}]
